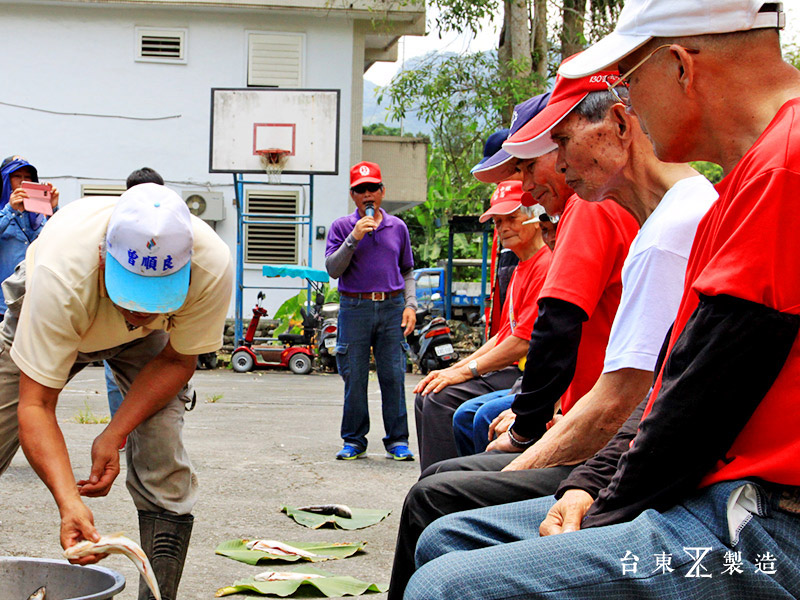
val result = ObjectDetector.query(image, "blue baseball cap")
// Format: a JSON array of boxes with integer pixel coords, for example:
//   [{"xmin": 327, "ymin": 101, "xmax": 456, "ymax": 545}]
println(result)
[
  {"xmin": 472, "ymin": 129, "xmax": 510, "ymax": 171},
  {"xmin": 105, "ymin": 183, "xmax": 194, "ymax": 314},
  {"xmin": 471, "ymin": 92, "xmax": 553, "ymax": 183}
]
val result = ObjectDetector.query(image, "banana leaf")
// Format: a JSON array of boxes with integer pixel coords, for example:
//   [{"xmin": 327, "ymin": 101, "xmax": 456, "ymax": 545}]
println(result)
[
  {"xmin": 215, "ymin": 565, "xmax": 388, "ymax": 597},
  {"xmin": 281, "ymin": 506, "xmax": 391, "ymax": 530},
  {"xmin": 215, "ymin": 539, "xmax": 367, "ymax": 565}
]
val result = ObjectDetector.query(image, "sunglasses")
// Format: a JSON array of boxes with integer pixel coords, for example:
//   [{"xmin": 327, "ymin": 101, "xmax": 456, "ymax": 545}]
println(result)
[
  {"xmin": 607, "ymin": 44, "xmax": 700, "ymax": 106},
  {"xmin": 539, "ymin": 213, "xmax": 560, "ymax": 225},
  {"xmin": 351, "ymin": 182, "xmax": 383, "ymax": 194}
]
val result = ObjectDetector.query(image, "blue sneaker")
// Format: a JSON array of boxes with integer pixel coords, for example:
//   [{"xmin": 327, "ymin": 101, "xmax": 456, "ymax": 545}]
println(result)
[
  {"xmin": 385, "ymin": 445, "xmax": 415, "ymax": 461},
  {"xmin": 336, "ymin": 444, "xmax": 366, "ymax": 460}
]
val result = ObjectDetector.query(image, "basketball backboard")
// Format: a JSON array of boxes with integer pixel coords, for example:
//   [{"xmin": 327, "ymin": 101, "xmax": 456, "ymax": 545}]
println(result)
[{"xmin": 209, "ymin": 88, "xmax": 340, "ymax": 175}]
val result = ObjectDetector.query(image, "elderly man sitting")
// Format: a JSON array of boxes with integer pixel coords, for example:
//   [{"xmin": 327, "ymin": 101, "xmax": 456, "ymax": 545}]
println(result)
[
  {"xmin": 388, "ymin": 59, "xmax": 717, "ymax": 598},
  {"xmin": 414, "ymin": 180, "xmax": 550, "ymax": 471},
  {"xmin": 402, "ymin": 0, "xmax": 798, "ymax": 596}
]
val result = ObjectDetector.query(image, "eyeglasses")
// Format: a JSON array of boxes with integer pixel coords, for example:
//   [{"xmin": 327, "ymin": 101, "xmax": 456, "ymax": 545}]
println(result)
[
  {"xmin": 607, "ymin": 44, "xmax": 699, "ymax": 106},
  {"xmin": 351, "ymin": 182, "xmax": 383, "ymax": 194}
]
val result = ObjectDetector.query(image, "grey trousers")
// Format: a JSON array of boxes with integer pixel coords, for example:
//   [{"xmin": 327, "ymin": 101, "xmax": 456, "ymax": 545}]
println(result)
[
  {"xmin": 0, "ymin": 262, "xmax": 197, "ymax": 515},
  {"xmin": 414, "ymin": 366, "xmax": 521, "ymax": 472},
  {"xmin": 386, "ymin": 450, "xmax": 578, "ymax": 600}
]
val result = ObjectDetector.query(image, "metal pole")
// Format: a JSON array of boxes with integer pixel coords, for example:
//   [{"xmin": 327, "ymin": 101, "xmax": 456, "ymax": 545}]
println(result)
[
  {"xmin": 446, "ymin": 226, "xmax": 454, "ymax": 320},
  {"xmin": 234, "ymin": 173, "xmax": 244, "ymax": 348},
  {"xmin": 480, "ymin": 228, "xmax": 489, "ymax": 313},
  {"xmin": 307, "ymin": 175, "xmax": 314, "ymax": 306}
]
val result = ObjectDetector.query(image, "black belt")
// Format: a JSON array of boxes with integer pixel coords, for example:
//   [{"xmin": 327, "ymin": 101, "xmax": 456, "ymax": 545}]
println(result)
[{"xmin": 340, "ymin": 290, "xmax": 403, "ymax": 301}]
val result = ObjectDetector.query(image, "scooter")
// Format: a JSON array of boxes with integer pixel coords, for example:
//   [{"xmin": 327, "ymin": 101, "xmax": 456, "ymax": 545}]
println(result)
[
  {"xmin": 316, "ymin": 302, "xmax": 339, "ymax": 373},
  {"xmin": 231, "ymin": 265, "xmax": 331, "ymax": 375},
  {"xmin": 407, "ymin": 294, "xmax": 458, "ymax": 374},
  {"xmin": 231, "ymin": 291, "xmax": 319, "ymax": 375}
]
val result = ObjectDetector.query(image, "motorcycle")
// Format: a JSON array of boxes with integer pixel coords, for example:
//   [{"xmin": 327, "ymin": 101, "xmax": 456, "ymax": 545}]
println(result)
[
  {"xmin": 316, "ymin": 302, "xmax": 339, "ymax": 373},
  {"xmin": 407, "ymin": 294, "xmax": 458, "ymax": 374}
]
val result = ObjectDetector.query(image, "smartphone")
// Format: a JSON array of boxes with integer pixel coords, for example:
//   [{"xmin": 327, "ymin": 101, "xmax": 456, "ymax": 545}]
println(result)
[{"xmin": 20, "ymin": 181, "xmax": 53, "ymax": 216}]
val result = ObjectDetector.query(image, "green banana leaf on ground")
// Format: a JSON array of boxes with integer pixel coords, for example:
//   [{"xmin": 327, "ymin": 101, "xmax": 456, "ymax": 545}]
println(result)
[
  {"xmin": 281, "ymin": 506, "xmax": 391, "ymax": 530},
  {"xmin": 215, "ymin": 565, "xmax": 388, "ymax": 597},
  {"xmin": 215, "ymin": 539, "xmax": 368, "ymax": 565}
]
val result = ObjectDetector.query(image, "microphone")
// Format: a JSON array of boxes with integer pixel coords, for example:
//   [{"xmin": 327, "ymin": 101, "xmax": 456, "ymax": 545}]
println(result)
[{"xmin": 365, "ymin": 201, "xmax": 375, "ymax": 236}]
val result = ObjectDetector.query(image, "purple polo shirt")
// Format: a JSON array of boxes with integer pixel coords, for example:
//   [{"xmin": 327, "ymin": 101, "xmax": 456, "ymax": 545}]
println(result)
[{"xmin": 325, "ymin": 208, "xmax": 414, "ymax": 293}]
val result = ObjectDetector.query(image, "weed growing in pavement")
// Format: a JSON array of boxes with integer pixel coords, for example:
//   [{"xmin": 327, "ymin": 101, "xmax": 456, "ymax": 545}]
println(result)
[
  {"xmin": 74, "ymin": 401, "xmax": 110, "ymax": 424},
  {"xmin": 206, "ymin": 393, "xmax": 224, "ymax": 403}
]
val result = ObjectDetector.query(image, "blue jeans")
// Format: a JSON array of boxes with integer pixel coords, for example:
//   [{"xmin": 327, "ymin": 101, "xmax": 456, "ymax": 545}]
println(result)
[
  {"xmin": 336, "ymin": 294, "xmax": 409, "ymax": 451},
  {"xmin": 406, "ymin": 479, "xmax": 800, "ymax": 599},
  {"xmin": 104, "ymin": 361, "xmax": 124, "ymax": 417},
  {"xmin": 452, "ymin": 390, "xmax": 514, "ymax": 456}
]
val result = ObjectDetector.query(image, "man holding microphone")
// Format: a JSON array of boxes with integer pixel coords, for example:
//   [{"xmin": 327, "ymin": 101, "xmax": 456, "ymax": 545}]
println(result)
[{"xmin": 326, "ymin": 161, "xmax": 417, "ymax": 461}]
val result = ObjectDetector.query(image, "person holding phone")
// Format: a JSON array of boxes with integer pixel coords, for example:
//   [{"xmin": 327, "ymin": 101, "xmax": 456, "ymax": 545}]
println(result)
[{"xmin": 0, "ymin": 155, "xmax": 59, "ymax": 319}]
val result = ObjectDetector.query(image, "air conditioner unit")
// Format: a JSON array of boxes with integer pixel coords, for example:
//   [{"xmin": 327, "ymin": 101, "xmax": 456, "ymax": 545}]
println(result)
[{"xmin": 182, "ymin": 191, "xmax": 226, "ymax": 221}]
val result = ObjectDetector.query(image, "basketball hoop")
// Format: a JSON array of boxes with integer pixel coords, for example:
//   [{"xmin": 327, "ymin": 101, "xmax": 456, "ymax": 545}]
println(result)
[{"xmin": 256, "ymin": 148, "xmax": 291, "ymax": 184}]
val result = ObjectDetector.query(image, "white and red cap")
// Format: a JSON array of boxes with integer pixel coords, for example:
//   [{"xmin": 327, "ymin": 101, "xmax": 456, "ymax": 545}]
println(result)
[
  {"xmin": 503, "ymin": 56, "xmax": 620, "ymax": 159},
  {"xmin": 105, "ymin": 183, "xmax": 194, "ymax": 314},
  {"xmin": 558, "ymin": 0, "xmax": 785, "ymax": 79},
  {"xmin": 350, "ymin": 161, "xmax": 382, "ymax": 187},
  {"xmin": 479, "ymin": 180, "xmax": 534, "ymax": 223}
]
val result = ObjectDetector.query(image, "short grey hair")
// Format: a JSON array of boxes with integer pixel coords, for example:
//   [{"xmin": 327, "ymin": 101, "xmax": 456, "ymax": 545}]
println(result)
[{"xmin": 572, "ymin": 88, "xmax": 630, "ymax": 123}]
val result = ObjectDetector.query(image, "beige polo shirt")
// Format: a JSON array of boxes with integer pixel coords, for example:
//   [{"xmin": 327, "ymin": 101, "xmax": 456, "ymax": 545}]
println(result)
[{"xmin": 10, "ymin": 196, "xmax": 234, "ymax": 389}]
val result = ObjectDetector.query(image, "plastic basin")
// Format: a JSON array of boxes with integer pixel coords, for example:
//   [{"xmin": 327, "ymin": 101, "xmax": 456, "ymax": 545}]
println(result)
[{"xmin": 0, "ymin": 557, "xmax": 125, "ymax": 600}]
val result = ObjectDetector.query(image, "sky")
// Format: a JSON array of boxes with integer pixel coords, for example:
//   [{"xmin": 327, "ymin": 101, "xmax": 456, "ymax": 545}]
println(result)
[
  {"xmin": 364, "ymin": 3, "xmax": 800, "ymax": 87},
  {"xmin": 364, "ymin": 11, "xmax": 498, "ymax": 86}
]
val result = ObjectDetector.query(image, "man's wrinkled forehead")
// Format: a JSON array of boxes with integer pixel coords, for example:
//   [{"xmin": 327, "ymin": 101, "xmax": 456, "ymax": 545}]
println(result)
[{"xmin": 492, "ymin": 207, "xmax": 524, "ymax": 222}]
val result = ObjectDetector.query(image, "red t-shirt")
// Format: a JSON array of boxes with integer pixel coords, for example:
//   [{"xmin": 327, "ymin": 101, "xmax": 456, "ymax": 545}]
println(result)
[
  {"xmin": 495, "ymin": 245, "xmax": 551, "ymax": 345},
  {"xmin": 539, "ymin": 194, "xmax": 639, "ymax": 414},
  {"xmin": 643, "ymin": 98, "xmax": 800, "ymax": 488}
]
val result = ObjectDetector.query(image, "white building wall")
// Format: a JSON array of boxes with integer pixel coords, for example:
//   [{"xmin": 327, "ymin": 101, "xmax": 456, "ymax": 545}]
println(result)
[{"xmin": 0, "ymin": 2, "xmax": 355, "ymax": 316}]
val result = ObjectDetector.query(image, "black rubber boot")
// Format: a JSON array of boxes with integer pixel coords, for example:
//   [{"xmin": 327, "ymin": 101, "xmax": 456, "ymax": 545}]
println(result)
[{"xmin": 138, "ymin": 510, "xmax": 194, "ymax": 600}]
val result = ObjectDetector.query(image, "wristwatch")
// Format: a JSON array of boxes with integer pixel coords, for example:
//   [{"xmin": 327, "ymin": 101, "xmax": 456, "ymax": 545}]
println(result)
[{"xmin": 468, "ymin": 360, "xmax": 480, "ymax": 378}]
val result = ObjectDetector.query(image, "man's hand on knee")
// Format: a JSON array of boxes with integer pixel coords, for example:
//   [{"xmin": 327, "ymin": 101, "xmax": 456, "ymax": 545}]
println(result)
[
  {"xmin": 487, "ymin": 409, "xmax": 515, "ymax": 442},
  {"xmin": 539, "ymin": 489, "xmax": 594, "ymax": 537},
  {"xmin": 419, "ymin": 367, "xmax": 468, "ymax": 396}
]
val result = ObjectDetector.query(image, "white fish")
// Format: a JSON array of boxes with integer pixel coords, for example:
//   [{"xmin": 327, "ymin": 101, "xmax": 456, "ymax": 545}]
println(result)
[
  {"xmin": 245, "ymin": 539, "xmax": 317, "ymax": 558},
  {"xmin": 63, "ymin": 534, "xmax": 161, "ymax": 600},
  {"xmin": 253, "ymin": 570, "xmax": 325, "ymax": 582},
  {"xmin": 26, "ymin": 587, "xmax": 46, "ymax": 600}
]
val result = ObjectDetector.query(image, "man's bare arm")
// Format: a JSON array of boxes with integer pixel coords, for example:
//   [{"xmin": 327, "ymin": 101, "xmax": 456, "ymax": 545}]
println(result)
[
  {"xmin": 18, "ymin": 375, "xmax": 81, "ymax": 509},
  {"xmin": 18, "ymin": 374, "xmax": 102, "ymax": 558},
  {"xmin": 502, "ymin": 368, "xmax": 652, "ymax": 471},
  {"xmin": 416, "ymin": 335, "xmax": 528, "ymax": 396}
]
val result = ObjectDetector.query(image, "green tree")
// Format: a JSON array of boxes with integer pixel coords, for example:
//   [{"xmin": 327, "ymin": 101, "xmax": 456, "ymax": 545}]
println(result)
[{"xmin": 382, "ymin": 2, "xmax": 622, "ymax": 270}]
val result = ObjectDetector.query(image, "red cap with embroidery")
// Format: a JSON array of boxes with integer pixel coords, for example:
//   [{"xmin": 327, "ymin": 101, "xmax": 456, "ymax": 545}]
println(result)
[
  {"xmin": 479, "ymin": 181, "xmax": 534, "ymax": 223},
  {"xmin": 350, "ymin": 161, "xmax": 382, "ymax": 187}
]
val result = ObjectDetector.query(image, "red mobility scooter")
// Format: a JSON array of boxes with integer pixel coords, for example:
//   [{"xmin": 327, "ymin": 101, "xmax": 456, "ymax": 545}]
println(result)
[{"xmin": 231, "ymin": 266, "xmax": 329, "ymax": 375}]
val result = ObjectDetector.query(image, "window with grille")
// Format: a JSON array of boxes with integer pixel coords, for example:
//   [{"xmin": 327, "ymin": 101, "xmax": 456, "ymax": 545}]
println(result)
[
  {"xmin": 244, "ymin": 189, "xmax": 300, "ymax": 264},
  {"xmin": 247, "ymin": 32, "xmax": 304, "ymax": 87},
  {"xmin": 136, "ymin": 27, "xmax": 187, "ymax": 64},
  {"xmin": 81, "ymin": 184, "xmax": 126, "ymax": 197}
]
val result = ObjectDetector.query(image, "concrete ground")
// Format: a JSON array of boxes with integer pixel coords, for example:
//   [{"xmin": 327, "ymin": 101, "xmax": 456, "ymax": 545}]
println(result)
[{"xmin": 0, "ymin": 366, "xmax": 424, "ymax": 599}]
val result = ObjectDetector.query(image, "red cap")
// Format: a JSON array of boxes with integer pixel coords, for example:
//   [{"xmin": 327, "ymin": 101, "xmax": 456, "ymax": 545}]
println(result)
[
  {"xmin": 479, "ymin": 181, "xmax": 534, "ymax": 223},
  {"xmin": 503, "ymin": 54, "xmax": 620, "ymax": 159},
  {"xmin": 350, "ymin": 161, "xmax": 382, "ymax": 187}
]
